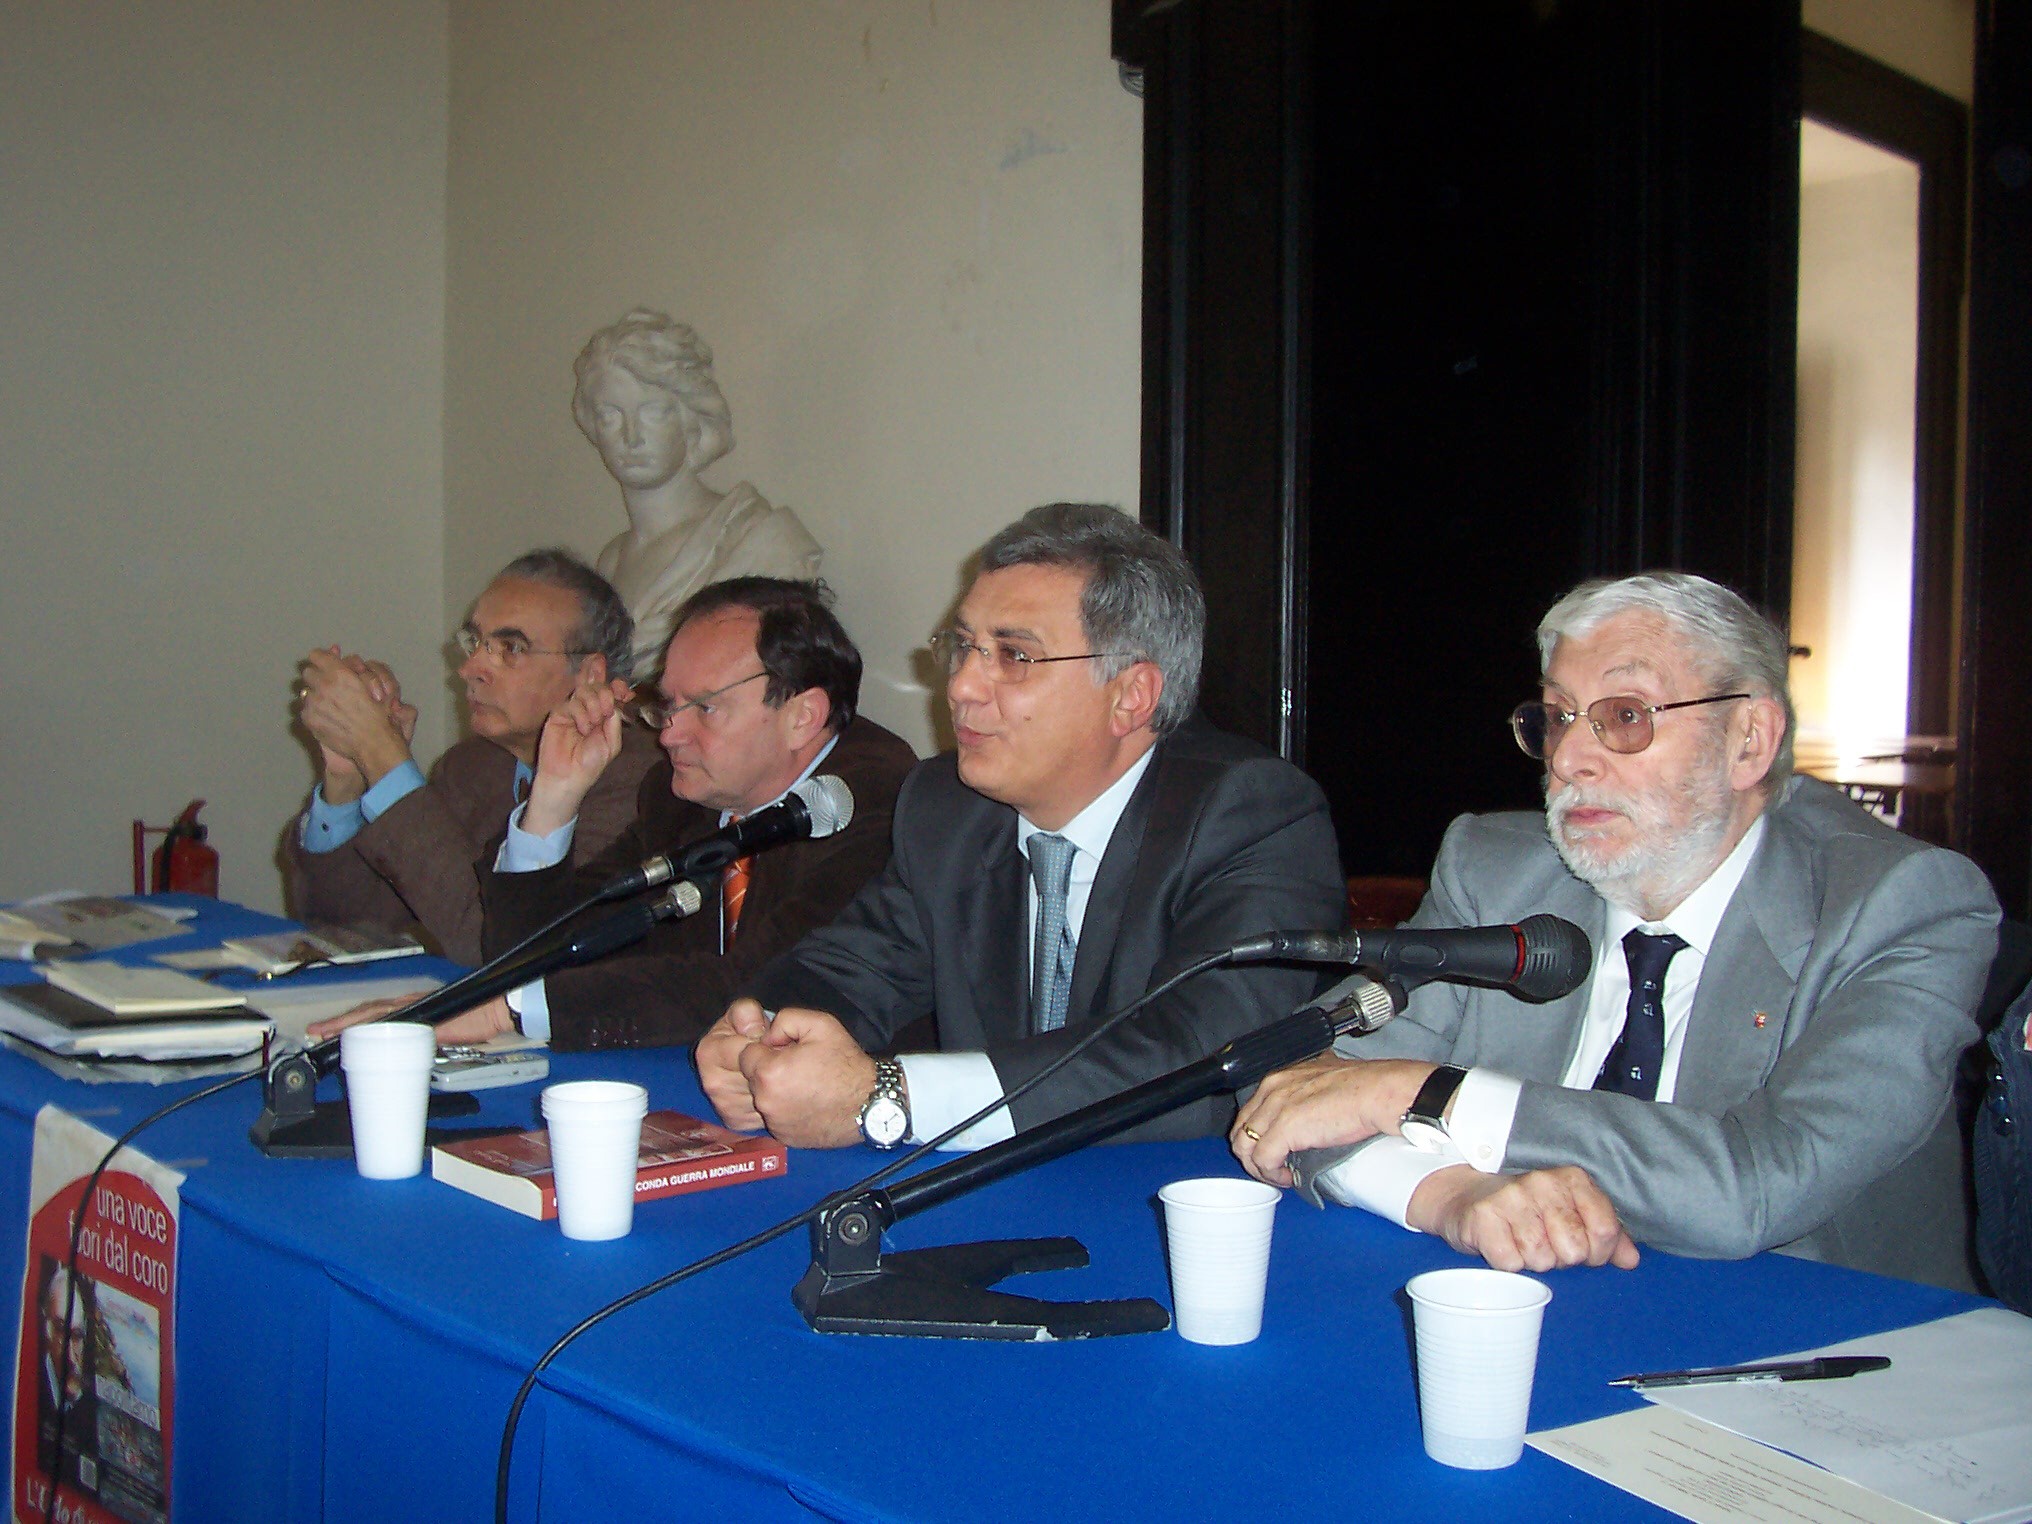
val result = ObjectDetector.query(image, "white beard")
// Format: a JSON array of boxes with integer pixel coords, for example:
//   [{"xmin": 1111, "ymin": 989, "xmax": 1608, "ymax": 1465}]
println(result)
[{"xmin": 1545, "ymin": 738, "xmax": 1736, "ymax": 917}]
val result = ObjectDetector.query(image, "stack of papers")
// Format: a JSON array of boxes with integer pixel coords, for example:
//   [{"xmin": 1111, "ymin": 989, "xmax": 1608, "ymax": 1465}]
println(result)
[
  {"xmin": 1531, "ymin": 1307, "xmax": 2032, "ymax": 1524},
  {"xmin": 0, "ymin": 963, "xmax": 269, "ymax": 1060}
]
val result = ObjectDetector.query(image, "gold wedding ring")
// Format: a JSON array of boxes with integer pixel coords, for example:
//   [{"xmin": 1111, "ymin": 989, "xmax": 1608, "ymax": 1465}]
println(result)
[{"xmin": 1242, "ymin": 1126, "xmax": 1262, "ymax": 1141}]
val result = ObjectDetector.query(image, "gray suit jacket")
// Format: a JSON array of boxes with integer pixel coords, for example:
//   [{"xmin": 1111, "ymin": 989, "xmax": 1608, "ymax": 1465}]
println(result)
[
  {"xmin": 1304, "ymin": 777, "xmax": 1999, "ymax": 1285},
  {"xmin": 748, "ymin": 716, "xmax": 1348, "ymax": 1139}
]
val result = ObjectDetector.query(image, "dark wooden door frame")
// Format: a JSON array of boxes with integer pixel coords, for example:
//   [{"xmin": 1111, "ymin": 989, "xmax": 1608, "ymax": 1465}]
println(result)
[
  {"xmin": 1114, "ymin": 0, "xmax": 1313, "ymax": 760},
  {"xmin": 1959, "ymin": 0, "xmax": 2032, "ymax": 917}
]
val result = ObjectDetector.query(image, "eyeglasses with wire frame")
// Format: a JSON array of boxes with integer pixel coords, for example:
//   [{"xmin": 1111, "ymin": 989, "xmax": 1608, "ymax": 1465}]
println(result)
[
  {"xmin": 1510, "ymin": 692, "xmax": 1751, "ymax": 760},
  {"xmin": 928, "ymin": 630, "xmax": 1125, "ymax": 684},
  {"xmin": 454, "ymin": 627, "xmax": 592, "ymax": 667},
  {"xmin": 632, "ymin": 671, "xmax": 770, "ymax": 730}
]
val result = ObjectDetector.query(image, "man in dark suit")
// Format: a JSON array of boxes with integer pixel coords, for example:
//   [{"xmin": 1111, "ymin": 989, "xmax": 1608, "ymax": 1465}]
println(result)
[
  {"xmin": 285, "ymin": 548, "xmax": 657, "ymax": 963},
  {"xmin": 441, "ymin": 577, "xmax": 917, "ymax": 1049},
  {"xmin": 696, "ymin": 504, "xmax": 1346, "ymax": 1150},
  {"xmin": 1232, "ymin": 572, "xmax": 1999, "ymax": 1287}
]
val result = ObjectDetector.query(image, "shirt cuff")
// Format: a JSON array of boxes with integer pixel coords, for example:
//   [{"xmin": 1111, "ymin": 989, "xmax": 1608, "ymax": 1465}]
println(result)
[
  {"xmin": 496, "ymin": 801, "xmax": 576, "ymax": 872},
  {"xmin": 300, "ymin": 786, "xmax": 366, "ymax": 853},
  {"xmin": 1313, "ymin": 1136, "xmax": 1468, "ymax": 1228},
  {"xmin": 503, "ymin": 980, "xmax": 549, "ymax": 1043},
  {"xmin": 1443, "ymin": 1069, "xmax": 1523, "ymax": 1174},
  {"xmin": 895, "ymin": 1052, "xmax": 1015, "ymax": 1151},
  {"xmin": 359, "ymin": 759, "xmax": 427, "ymax": 823}
]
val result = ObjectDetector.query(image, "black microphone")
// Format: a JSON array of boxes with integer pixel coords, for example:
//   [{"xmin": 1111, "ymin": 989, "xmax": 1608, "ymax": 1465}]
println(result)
[
  {"xmin": 596, "ymin": 774, "xmax": 855, "ymax": 901},
  {"xmin": 1228, "ymin": 914, "xmax": 1592, "ymax": 1001}
]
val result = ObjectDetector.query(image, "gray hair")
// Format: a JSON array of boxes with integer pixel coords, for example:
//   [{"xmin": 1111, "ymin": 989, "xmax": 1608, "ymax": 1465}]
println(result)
[
  {"xmin": 1537, "ymin": 571, "xmax": 1795, "ymax": 787},
  {"xmin": 571, "ymin": 308, "xmax": 734, "ymax": 473},
  {"xmin": 494, "ymin": 548, "xmax": 635, "ymax": 682},
  {"xmin": 975, "ymin": 503, "xmax": 1205, "ymax": 734}
]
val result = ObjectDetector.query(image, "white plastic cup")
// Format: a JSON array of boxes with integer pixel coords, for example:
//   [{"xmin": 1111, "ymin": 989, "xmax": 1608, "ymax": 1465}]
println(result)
[
  {"xmin": 339, "ymin": 1022, "xmax": 437, "ymax": 1180},
  {"xmin": 541, "ymin": 1081, "xmax": 650, "ymax": 1241},
  {"xmin": 1405, "ymin": 1268, "xmax": 1552, "ymax": 1469},
  {"xmin": 1158, "ymin": 1176, "xmax": 1281, "ymax": 1345}
]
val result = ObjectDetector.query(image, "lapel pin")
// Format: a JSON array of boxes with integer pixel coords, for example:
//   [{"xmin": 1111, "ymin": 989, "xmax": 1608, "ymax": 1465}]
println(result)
[{"xmin": 1752, "ymin": 1010, "xmax": 1768, "ymax": 1029}]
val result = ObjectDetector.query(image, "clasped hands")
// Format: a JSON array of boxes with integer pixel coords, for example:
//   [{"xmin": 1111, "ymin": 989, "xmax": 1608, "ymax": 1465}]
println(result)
[
  {"xmin": 1231, "ymin": 1053, "xmax": 1639, "ymax": 1273},
  {"xmin": 296, "ymin": 646, "xmax": 418, "ymax": 803},
  {"xmin": 696, "ymin": 999, "xmax": 880, "ymax": 1149}
]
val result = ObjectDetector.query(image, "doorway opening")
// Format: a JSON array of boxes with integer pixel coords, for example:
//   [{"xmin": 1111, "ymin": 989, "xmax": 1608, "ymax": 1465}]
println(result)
[
  {"xmin": 1791, "ymin": 119, "xmax": 1920, "ymax": 749},
  {"xmin": 1789, "ymin": 33, "xmax": 1967, "ymax": 841}
]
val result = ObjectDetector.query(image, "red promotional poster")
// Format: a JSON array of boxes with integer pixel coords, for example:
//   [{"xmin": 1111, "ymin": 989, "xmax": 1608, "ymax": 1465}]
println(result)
[{"xmin": 11, "ymin": 1108, "xmax": 181, "ymax": 1524}]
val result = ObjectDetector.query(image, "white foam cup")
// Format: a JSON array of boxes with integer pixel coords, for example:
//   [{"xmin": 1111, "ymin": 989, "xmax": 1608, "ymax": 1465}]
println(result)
[
  {"xmin": 1158, "ymin": 1176, "xmax": 1281, "ymax": 1345},
  {"xmin": 339, "ymin": 1022, "xmax": 437, "ymax": 1179},
  {"xmin": 1404, "ymin": 1268, "xmax": 1552, "ymax": 1469},
  {"xmin": 541, "ymin": 1081, "xmax": 650, "ymax": 1241}
]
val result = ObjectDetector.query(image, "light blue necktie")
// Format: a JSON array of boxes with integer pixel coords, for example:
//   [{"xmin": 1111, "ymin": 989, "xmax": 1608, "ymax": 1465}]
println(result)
[{"xmin": 1028, "ymin": 832, "xmax": 1077, "ymax": 1033}]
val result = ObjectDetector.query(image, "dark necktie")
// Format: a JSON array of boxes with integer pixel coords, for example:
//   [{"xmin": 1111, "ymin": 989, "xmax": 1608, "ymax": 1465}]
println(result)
[
  {"xmin": 1595, "ymin": 928, "xmax": 1688, "ymax": 1101},
  {"xmin": 1027, "ymin": 833, "xmax": 1077, "ymax": 1033}
]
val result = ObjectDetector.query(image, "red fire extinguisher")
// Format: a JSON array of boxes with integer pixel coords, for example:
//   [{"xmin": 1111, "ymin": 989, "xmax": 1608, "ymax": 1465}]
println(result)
[{"xmin": 131, "ymin": 800, "xmax": 221, "ymax": 897}]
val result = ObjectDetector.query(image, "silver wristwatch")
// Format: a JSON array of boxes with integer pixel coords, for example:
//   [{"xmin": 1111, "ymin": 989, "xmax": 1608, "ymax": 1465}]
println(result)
[
  {"xmin": 1399, "ymin": 1064, "xmax": 1468, "ymax": 1153},
  {"xmin": 857, "ymin": 1058, "xmax": 910, "ymax": 1149}
]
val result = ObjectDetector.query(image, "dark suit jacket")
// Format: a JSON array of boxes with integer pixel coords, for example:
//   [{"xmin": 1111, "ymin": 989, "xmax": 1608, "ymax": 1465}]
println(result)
[
  {"xmin": 1301, "ymin": 777, "xmax": 2000, "ymax": 1286},
  {"xmin": 748, "ymin": 717, "xmax": 1348, "ymax": 1140},
  {"xmin": 285, "ymin": 727, "xmax": 659, "ymax": 965},
  {"xmin": 1974, "ymin": 986, "xmax": 2032, "ymax": 1313},
  {"xmin": 481, "ymin": 716, "xmax": 917, "ymax": 1049}
]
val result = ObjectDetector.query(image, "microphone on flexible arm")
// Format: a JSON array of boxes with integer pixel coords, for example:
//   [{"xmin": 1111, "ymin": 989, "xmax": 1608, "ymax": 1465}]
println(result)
[
  {"xmin": 1228, "ymin": 914, "xmax": 1593, "ymax": 1002},
  {"xmin": 594, "ymin": 774, "xmax": 856, "ymax": 902},
  {"xmin": 250, "ymin": 878, "xmax": 710, "ymax": 1157}
]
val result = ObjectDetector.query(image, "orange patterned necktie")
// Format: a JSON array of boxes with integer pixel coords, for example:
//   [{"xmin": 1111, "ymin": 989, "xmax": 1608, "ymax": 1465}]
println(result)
[{"xmin": 722, "ymin": 815, "xmax": 753, "ymax": 942}]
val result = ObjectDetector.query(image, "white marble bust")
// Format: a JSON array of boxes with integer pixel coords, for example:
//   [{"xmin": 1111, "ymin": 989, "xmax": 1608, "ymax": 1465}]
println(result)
[{"xmin": 572, "ymin": 308, "xmax": 823, "ymax": 679}]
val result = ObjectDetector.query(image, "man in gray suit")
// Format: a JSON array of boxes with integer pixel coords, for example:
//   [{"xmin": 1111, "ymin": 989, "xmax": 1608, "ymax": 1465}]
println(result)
[
  {"xmin": 696, "ymin": 504, "xmax": 1346, "ymax": 1151},
  {"xmin": 1233, "ymin": 572, "xmax": 1999, "ymax": 1287}
]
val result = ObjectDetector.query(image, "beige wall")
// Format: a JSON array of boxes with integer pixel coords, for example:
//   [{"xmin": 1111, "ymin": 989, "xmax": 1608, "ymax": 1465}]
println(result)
[
  {"xmin": 0, "ymin": 1, "xmax": 449, "ymax": 912},
  {"xmin": 443, "ymin": 0, "xmax": 1144, "ymax": 757},
  {"xmin": 1805, "ymin": 0, "xmax": 1975, "ymax": 102},
  {"xmin": 1, "ymin": 1, "xmax": 1140, "ymax": 914}
]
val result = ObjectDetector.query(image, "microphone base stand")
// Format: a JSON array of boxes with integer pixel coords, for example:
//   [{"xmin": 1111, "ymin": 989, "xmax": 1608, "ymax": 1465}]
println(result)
[
  {"xmin": 251, "ymin": 884, "xmax": 703, "ymax": 1158},
  {"xmin": 793, "ymin": 976, "xmax": 1401, "ymax": 1339},
  {"xmin": 248, "ymin": 1053, "xmax": 481, "ymax": 1158}
]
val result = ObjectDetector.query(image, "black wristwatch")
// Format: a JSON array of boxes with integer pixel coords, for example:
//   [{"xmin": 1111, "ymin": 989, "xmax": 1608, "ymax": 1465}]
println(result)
[{"xmin": 1399, "ymin": 1064, "xmax": 1468, "ymax": 1153}]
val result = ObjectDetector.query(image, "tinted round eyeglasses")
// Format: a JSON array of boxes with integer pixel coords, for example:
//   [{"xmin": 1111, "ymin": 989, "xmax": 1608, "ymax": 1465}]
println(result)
[
  {"xmin": 1509, "ymin": 692, "xmax": 1750, "ymax": 760},
  {"xmin": 928, "ymin": 630, "xmax": 1124, "ymax": 684}
]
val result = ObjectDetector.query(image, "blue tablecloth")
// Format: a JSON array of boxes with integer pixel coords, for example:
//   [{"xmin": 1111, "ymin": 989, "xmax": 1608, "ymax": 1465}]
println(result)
[{"xmin": 0, "ymin": 897, "xmax": 1985, "ymax": 1521}]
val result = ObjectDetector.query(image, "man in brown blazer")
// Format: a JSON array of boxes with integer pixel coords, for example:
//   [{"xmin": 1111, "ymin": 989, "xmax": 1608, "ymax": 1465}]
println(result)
[
  {"xmin": 285, "ymin": 549, "xmax": 659, "ymax": 964},
  {"xmin": 311, "ymin": 577, "xmax": 915, "ymax": 1049}
]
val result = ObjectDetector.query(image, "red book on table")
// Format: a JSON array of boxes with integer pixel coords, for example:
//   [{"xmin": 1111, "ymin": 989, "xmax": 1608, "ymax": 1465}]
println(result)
[{"xmin": 430, "ymin": 1110, "xmax": 787, "ymax": 1220}]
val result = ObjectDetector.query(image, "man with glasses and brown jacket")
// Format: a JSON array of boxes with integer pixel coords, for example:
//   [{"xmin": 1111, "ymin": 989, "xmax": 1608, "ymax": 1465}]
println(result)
[
  {"xmin": 1232, "ymin": 571, "xmax": 1999, "ymax": 1290},
  {"xmin": 286, "ymin": 549, "xmax": 658, "ymax": 964},
  {"xmin": 316, "ymin": 576, "xmax": 918, "ymax": 1052}
]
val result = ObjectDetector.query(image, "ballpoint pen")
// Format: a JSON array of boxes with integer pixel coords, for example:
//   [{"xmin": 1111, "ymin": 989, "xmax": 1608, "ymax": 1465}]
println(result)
[{"xmin": 1609, "ymin": 1355, "xmax": 1891, "ymax": 1390}]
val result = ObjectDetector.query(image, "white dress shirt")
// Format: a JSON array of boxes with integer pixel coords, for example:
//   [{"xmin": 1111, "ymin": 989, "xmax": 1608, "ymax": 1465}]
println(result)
[
  {"xmin": 1318, "ymin": 816, "xmax": 1767, "ymax": 1225},
  {"xmin": 898, "ymin": 746, "xmax": 1157, "ymax": 1150}
]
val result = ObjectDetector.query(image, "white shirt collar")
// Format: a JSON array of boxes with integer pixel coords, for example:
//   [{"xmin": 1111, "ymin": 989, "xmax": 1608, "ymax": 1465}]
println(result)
[
  {"xmin": 1016, "ymin": 744, "xmax": 1157, "ymax": 867},
  {"xmin": 1603, "ymin": 814, "xmax": 1766, "ymax": 955},
  {"xmin": 717, "ymin": 729, "xmax": 842, "ymax": 827}
]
